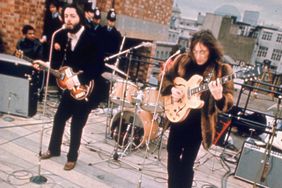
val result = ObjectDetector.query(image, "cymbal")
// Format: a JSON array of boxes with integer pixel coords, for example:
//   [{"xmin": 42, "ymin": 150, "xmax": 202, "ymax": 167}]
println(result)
[
  {"xmin": 105, "ymin": 63, "xmax": 128, "ymax": 77},
  {"xmin": 102, "ymin": 72, "xmax": 122, "ymax": 81}
]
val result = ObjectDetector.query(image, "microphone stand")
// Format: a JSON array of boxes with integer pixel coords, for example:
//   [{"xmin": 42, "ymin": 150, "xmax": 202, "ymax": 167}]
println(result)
[
  {"xmin": 253, "ymin": 95, "xmax": 282, "ymax": 187},
  {"xmin": 104, "ymin": 42, "xmax": 152, "ymax": 62},
  {"xmin": 136, "ymin": 52, "xmax": 178, "ymax": 188},
  {"xmin": 30, "ymin": 26, "xmax": 65, "ymax": 184}
]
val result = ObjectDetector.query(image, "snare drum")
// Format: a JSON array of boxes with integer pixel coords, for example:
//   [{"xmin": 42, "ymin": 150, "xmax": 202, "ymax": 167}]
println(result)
[
  {"xmin": 141, "ymin": 87, "xmax": 164, "ymax": 113},
  {"xmin": 110, "ymin": 109, "xmax": 159, "ymax": 149},
  {"xmin": 110, "ymin": 80, "xmax": 138, "ymax": 108}
]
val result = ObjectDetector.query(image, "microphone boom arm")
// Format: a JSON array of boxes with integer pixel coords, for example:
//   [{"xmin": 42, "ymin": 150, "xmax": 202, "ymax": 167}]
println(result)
[{"xmin": 104, "ymin": 42, "xmax": 152, "ymax": 62}]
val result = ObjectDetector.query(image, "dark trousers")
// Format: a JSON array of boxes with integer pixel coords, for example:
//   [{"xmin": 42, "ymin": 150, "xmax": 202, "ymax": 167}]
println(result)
[
  {"xmin": 167, "ymin": 115, "xmax": 202, "ymax": 188},
  {"xmin": 48, "ymin": 92, "xmax": 91, "ymax": 162}
]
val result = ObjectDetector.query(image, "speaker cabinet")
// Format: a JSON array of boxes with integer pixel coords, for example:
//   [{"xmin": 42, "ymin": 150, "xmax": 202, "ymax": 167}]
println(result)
[
  {"xmin": 0, "ymin": 53, "xmax": 39, "ymax": 117},
  {"xmin": 235, "ymin": 140, "xmax": 282, "ymax": 188},
  {"xmin": 0, "ymin": 74, "xmax": 38, "ymax": 117}
]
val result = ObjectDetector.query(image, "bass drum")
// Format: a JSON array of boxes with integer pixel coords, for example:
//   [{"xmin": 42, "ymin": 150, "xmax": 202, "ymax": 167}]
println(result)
[{"xmin": 110, "ymin": 109, "xmax": 159, "ymax": 149}]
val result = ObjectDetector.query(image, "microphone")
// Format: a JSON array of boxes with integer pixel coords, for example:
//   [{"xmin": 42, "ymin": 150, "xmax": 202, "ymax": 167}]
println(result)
[
  {"xmin": 162, "ymin": 47, "xmax": 186, "ymax": 72},
  {"xmin": 61, "ymin": 24, "xmax": 66, "ymax": 29},
  {"xmin": 170, "ymin": 47, "xmax": 186, "ymax": 59}
]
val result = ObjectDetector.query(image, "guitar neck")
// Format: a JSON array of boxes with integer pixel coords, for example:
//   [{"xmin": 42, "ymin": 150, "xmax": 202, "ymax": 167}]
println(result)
[
  {"xmin": 21, "ymin": 55, "xmax": 62, "ymax": 79},
  {"xmin": 190, "ymin": 74, "xmax": 233, "ymax": 95}
]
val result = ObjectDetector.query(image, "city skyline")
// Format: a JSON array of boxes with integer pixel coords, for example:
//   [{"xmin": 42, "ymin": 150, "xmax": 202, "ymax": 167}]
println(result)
[{"xmin": 176, "ymin": 0, "xmax": 282, "ymax": 28}]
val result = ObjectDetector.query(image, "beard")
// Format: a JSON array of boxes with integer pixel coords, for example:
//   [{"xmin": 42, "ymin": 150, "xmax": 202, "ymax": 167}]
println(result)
[{"xmin": 66, "ymin": 23, "xmax": 81, "ymax": 34}]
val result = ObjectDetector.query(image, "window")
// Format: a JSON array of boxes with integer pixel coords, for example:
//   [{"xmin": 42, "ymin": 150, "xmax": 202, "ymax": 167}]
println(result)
[
  {"xmin": 261, "ymin": 31, "xmax": 273, "ymax": 41},
  {"xmin": 165, "ymin": 51, "xmax": 169, "ymax": 58},
  {"xmin": 257, "ymin": 46, "xmax": 268, "ymax": 57},
  {"xmin": 276, "ymin": 34, "xmax": 282, "ymax": 43},
  {"xmin": 271, "ymin": 49, "xmax": 282, "ymax": 61},
  {"xmin": 156, "ymin": 51, "xmax": 159, "ymax": 58}
]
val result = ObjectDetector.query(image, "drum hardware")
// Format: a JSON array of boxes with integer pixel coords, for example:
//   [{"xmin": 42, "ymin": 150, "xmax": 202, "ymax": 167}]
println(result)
[
  {"xmin": 105, "ymin": 63, "xmax": 128, "ymax": 77},
  {"xmin": 148, "ymin": 115, "xmax": 168, "ymax": 161},
  {"xmin": 88, "ymin": 40, "xmax": 151, "ymax": 174},
  {"xmin": 101, "ymin": 72, "xmax": 122, "ymax": 82},
  {"xmin": 110, "ymin": 50, "xmax": 137, "ymax": 161},
  {"xmin": 103, "ymin": 35, "xmax": 126, "ymax": 142},
  {"xmin": 120, "ymin": 102, "xmax": 141, "ymax": 155}
]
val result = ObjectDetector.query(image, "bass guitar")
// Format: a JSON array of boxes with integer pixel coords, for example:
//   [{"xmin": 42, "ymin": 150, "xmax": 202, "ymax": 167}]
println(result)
[
  {"xmin": 15, "ymin": 50, "xmax": 94, "ymax": 101},
  {"xmin": 163, "ymin": 66, "xmax": 262, "ymax": 123}
]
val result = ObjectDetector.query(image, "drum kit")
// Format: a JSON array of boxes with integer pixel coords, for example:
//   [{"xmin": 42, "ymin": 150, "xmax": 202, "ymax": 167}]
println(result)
[{"xmin": 102, "ymin": 63, "xmax": 166, "ymax": 154}]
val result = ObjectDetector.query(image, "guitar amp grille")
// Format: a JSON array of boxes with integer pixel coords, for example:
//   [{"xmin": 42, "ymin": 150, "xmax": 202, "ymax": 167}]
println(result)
[
  {"xmin": 0, "ymin": 54, "xmax": 39, "ymax": 117},
  {"xmin": 235, "ymin": 140, "xmax": 282, "ymax": 188}
]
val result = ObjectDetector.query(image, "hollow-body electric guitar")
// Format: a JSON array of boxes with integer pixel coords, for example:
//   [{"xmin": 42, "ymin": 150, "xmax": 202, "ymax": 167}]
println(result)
[
  {"xmin": 163, "ymin": 66, "xmax": 262, "ymax": 123},
  {"xmin": 15, "ymin": 50, "xmax": 94, "ymax": 101}
]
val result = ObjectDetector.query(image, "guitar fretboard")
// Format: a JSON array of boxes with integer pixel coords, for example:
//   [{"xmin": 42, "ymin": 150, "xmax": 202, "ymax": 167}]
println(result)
[
  {"xmin": 18, "ymin": 52, "xmax": 62, "ymax": 79},
  {"xmin": 189, "ymin": 74, "xmax": 234, "ymax": 96}
]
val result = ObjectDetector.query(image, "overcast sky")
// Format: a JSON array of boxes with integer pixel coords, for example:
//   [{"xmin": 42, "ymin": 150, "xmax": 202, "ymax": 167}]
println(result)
[{"xmin": 175, "ymin": 0, "xmax": 282, "ymax": 28}]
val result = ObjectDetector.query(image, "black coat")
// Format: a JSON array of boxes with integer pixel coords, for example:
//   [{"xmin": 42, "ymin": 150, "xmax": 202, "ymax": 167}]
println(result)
[
  {"xmin": 52, "ymin": 28, "xmax": 105, "ymax": 108},
  {"xmin": 101, "ymin": 26, "xmax": 122, "ymax": 56},
  {"xmin": 16, "ymin": 38, "xmax": 43, "ymax": 59}
]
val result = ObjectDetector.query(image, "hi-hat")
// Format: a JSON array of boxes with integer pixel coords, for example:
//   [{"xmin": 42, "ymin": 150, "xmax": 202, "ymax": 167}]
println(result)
[
  {"xmin": 105, "ymin": 63, "xmax": 128, "ymax": 77},
  {"xmin": 102, "ymin": 72, "xmax": 122, "ymax": 81}
]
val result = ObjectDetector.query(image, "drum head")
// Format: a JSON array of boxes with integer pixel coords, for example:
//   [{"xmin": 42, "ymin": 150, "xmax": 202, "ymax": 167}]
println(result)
[{"xmin": 110, "ymin": 110, "xmax": 144, "ymax": 148}]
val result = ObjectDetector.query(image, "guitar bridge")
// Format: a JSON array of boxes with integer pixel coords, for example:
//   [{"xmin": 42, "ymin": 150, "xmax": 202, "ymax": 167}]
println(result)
[
  {"xmin": 187, "ymin": 87, "xmax": 191, "ymax": 99},
  {"xmin": 60, "ymin": 73, "xmax": 65, "ymax": 80}
]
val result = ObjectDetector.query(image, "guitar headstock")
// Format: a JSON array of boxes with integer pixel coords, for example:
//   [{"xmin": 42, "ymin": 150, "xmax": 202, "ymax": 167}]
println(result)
[
  {"xmin": 234, "ymin": 65, "xmax": 262, "ymax": 81},
  {"xmin": 15, "ymin": 50, "xmax": 24, "ymax": 59}
]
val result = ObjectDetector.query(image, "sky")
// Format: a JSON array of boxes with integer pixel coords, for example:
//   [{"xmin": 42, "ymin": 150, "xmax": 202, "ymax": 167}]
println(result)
[{"xmin": 175, "ymin": 0, "xmax": 282, "ymax": 28}]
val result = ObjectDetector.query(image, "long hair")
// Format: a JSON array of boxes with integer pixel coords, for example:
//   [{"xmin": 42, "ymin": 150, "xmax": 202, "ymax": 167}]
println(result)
[{"xmin": 189, "ymin": 30, "xmax": 223, "ymax": 64}]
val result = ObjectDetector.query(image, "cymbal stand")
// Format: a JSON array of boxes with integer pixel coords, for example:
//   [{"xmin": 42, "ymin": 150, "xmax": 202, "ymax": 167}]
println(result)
[
  {"xmin": 88, "ymin": 52, "xmax": 140, "ymax": 173},
  {"xmin": 120, "ymin": 90, "xmax": 143, "ymax": 156},
  {"xmin": 252, "ymin": 95, "xmax": 281, "ymax": 187},
  {"xmin": 89, "ymin": 44, "xmax": 153, "ymax": 173},
  {"xmin": 112, "ymin": 51, "xmax": 134, "ymax": 160},
  {"xmin": 104, "ymin": 35, "xmax": 126, "ymax": 141}
]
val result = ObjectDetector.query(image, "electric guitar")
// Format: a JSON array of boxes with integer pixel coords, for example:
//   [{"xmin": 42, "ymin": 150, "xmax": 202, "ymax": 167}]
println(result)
[
  {"xmin": 163, "ymin": 66, "xmax": 262, "ymax": 123},
  {"xmin": 15, "ymin": 50, "xmax": 94, "ymax": 101}
]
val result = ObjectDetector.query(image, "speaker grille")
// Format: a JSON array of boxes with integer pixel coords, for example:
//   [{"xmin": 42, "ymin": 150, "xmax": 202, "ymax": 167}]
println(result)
[
  {"xmin": 235, "ymin": 140, "xmax": 282, "ymax": 188},
  {"xmin": 0, "ymin": 74, "xmax": 37, "ymax": 117}
]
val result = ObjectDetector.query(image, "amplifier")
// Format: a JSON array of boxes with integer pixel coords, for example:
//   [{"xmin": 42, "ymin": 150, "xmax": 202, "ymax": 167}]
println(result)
[
  {"xmin": 0, "ymin": 54, "xmax": 39, "ymax": 117},
  {"xmin": 235, "ymin": 140, "xmax": 282, "ymax": 188}
]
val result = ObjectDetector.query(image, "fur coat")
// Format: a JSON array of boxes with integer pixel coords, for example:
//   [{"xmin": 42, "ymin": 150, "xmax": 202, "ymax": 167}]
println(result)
[{"xmin": 161, "ymin": 53, "xmax": 234, "ymax": 149}]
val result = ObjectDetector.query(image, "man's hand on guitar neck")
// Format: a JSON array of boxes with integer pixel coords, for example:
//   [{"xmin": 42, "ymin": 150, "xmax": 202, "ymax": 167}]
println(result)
[
  {"xmin": 171, "ymin": 87, "xmax": 184, "ymax": 102},
  {"xmin": 32, "ymin": 60, "xmax": 50, "ymax": 71},
  {"xmin": 208, "ymin": 78, "xmax": 223, "ymax": 101}
]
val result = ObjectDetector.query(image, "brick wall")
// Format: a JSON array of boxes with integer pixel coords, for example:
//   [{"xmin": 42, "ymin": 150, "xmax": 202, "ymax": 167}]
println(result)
[
  {"xmin": 0, "ymin": 0, "xmax": 173, "ymax": 54},
  {"xmin": 97, "ymin": 0, "xmax": 173, "ymax": 25},
  {"xmin": 0, "ymin": 0, "xmax": 45, "ymax": 54}
]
